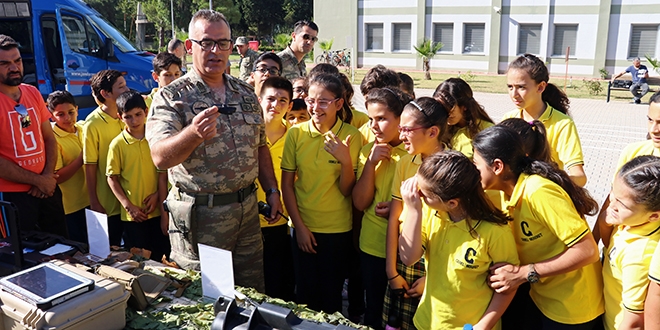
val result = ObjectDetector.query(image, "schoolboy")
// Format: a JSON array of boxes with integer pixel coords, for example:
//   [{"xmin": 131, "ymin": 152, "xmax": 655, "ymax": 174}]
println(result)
[
  {"xmin": 145, "ymin": 52, "xmax": 182, "ymax": 110},
  {"xmin": 257, "ymin": 76, "xmax": 295, "ymax": 301},
  {"xmin": 250, "ymin": 52, "xmax": 283, "ymax": 96},
  {"xmin": 47, "ymin": 91, "xmax": 89, "ymax": 244},
  {"xmin": 285, "ymin": 98, "xmax": 310, "ymax": 127},
  {"xmin": 107, "ymin": 91, "xmax": 170, "ymax": 261},
  {"xmin": 83, "ymin": 69, "xmax": 129, "ymax": 246}
]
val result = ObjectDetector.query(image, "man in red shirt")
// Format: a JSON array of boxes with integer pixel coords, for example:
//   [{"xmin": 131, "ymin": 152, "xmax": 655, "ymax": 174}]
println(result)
[{"xmin": 0, "ymin": 35, "xmax": 67, "ymax": 237}]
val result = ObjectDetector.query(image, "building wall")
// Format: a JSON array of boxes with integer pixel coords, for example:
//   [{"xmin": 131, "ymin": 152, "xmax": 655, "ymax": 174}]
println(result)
[{"xmin": 314, "ymin": 0, "xmax": 660, "ymax": 77}]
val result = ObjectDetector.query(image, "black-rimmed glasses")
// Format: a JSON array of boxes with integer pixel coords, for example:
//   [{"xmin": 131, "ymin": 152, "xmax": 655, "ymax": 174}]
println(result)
[
  {"xmin": 190, "ymin": 38, "xmax": 232, "ymax": 51},
  {"xmin": 254, "ymin": 66, "xmax": 281, "ymax": 76}
]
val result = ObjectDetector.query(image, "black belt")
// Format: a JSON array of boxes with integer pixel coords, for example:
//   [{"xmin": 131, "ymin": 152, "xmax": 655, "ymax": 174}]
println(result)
[{"xmin": 190, "ymin": 183, "xmax": 257, "ymax": 207}]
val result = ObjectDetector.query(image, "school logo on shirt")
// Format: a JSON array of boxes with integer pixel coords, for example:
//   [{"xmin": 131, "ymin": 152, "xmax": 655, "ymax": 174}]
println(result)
[
  {"xmin": 455, "ymin": 247, "xmax": 479, "ymax": 269},
  {"xmin": 520, "ymin": 221, "xmax": 543, "ymax": 242}
]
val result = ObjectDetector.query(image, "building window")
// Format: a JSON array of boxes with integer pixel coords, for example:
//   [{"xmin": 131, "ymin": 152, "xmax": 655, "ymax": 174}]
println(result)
[
  {"xmin": 463, "ymin": 23, "xmax": 485, "ymax": 53},
  {"xmin": 552, "ymin": 24, "xmax": 577, "ymax": 56},
  {"xmin": 392, "ymin": 23, "xmax": 412, "ymax": 51},
  {"xmin": 629, "ymin": 25, "xmax": 658, "ymax": 58},
  {"xmin": 366, "ymin": 23, "xmax": 383, "ymax": 51},
  {"xmin": 433, "ymin": 23, "xmax": 453, "ymax": 52},
  {"xmin": 518, "ymin": 24, "xmax": 542, "ymax": 55}
]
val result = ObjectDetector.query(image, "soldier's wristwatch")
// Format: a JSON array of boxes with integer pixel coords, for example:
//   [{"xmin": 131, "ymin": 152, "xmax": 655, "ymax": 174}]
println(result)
[
  {"xmin": 527, "ymin": 264, "xmax": 540, "ymax": 284},
  {"xmin": 265, "ymin": 188, "xmax": 280, "ymax": 198}
]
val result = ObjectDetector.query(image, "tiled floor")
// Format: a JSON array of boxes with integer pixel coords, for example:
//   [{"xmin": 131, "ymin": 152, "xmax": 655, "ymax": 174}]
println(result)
[{"xmin": 352, "ymin": 87, "xmax": 650, "ymax": 228}]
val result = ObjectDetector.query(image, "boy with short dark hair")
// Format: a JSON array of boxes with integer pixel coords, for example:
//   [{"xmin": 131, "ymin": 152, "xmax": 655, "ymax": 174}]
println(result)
[
  {"xmin": 84, "ymin": 69, "xmax": 129, "ymax": 246},
  {"xmin": 285, "ymin": 98, "xmax": 309, "ymax": 127},
  {"xmin": 257, "ymin": 76, "xmax": 295, "ymax": 301},
  {"xmin": 107, "ymin": 91, "xmax": 170, "ymax": 261},
  {"xmin": 47, "ymin": 91, "xmax": 89, "ymax": 244},
  {"xmin": 146, "ymin": 52, "xmax": 183, "ymax": 110}
]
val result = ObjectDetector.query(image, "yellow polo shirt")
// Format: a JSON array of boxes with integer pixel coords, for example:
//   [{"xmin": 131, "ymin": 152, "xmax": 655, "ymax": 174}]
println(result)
[
  {"xmin": 603, "ymin": 221, "xmax": 660, "ymax": 330},
  {"xmin": 83, "ymin": 108, "xmax": 123, "ymax": 216},
  {"xmin": 257, "ymin": 129, "xmax": 289, "ymax": 227},
  {"xmin": 53, "ymin": 122, "xmax": 89, "ymax": 214},
  {"xmin": 503, "ymin": 104, "xmax": 584, "ymax": 170},
  {"xmin": 357, "ymin": 142, "xmax": 408, "ymax": 258},
  {"xmin": 359, "ymin": 122, "xmax": 375, "ymax": 146},
  {"xmin": 649, "ymin": 245, "xmax": 660, "ymax": 284},
  {"xmin": 281, "ymin": 119, "xmax": 362, "ymax": 233},
  {"xmin": 499, "ymin": 173, "xmax": 604, "ymax": 324},
  {"xmin": 450, "ymin": 120, "xmax": 494, "ymax": 159},
  {"xmin": 391, "ymin": 154, "xmax": 423, "ymax": 231},
  {"xmin": 414, "ymin": 207, "xmax": 519, "ymax": 330},
  {"xmin": 351, "ymin": 108, "xmax": 370, "ymax": 130},
  {"xmin": 145, "ymin": 88, "xmax": 159, "ymax": 113},
  {"xmin": 106, "ymin": 129, "xmax": 162, "ymax": 221},
  {"xmin": 616, "ymin": 140, "xmax": 660, "ymax": 173}
]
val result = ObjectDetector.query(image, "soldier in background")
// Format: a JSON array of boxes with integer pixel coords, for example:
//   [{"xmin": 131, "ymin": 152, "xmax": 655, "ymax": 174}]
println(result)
[
  {"xmin": 235, "ymin": 36, "xmax": 259, "ymax": 82},
  {"xmin": 146, "ymin": 9, "xmax": 282, "ymax": 292},
  {"xmin": 277, "ymin": 20, "xmax": 318, "ymax": 81}
]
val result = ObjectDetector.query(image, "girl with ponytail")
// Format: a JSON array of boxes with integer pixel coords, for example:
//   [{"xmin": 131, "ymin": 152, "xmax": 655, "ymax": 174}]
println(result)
[
  {"xmin": 472, "ymin": 125, "xmax": 603, "ymax": 329},
  {"xmin": 502, "ymin": 54, "xmax": 587, "ymax": 187}
]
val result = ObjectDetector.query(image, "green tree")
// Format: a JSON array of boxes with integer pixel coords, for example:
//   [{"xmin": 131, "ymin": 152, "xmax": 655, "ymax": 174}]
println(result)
[
  {"xmin": 273, "ymin": 33, "xmax": 292, "ymax": 51},
  {"xmin": 283, "ymin": 0, "xmax": 312, "ymax": 26},
  {"xmin": 143, "ymin": 0, "xmax": 171, "ymax": 50},
  {"xmin": 413, "ymin": 39, "xmax": 443, "ymax": 80},
  {"xmin": 240, "ymin": 0, "xmax": 285, "ymax": 37}
]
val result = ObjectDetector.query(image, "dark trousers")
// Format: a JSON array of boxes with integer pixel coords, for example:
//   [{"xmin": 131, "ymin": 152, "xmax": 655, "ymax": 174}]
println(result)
[
  {"xmin": 262, "ymin": 224, "xmax": 295, "ymax": 302},
  {"xmin": 123, "ymin": 216, "xmax": 170, "ymax": 261},
  {"xmin": 107, "ymin": 214, "xmax": 124, "ymax": 247},
  {"xmin": 1, "ymin": 186, "xmax": 68, "ymax": 238},
  {"xmin": 502, "ymin": 283, "xmax": 602, "ymax": 330},
  {"xmin": 292, "ymin": 229, "xmax": 351, "ymax": 313},
  {"xmin": 361, "ymin": 251, "xmax": 387, "ymax": 330},
  {"xmin": 65, "ymin": 207, "xmax": 89, "ymax": 245}
]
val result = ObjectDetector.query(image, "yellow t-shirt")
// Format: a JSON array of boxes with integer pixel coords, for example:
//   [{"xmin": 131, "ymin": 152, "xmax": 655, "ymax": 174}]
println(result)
[
  {"xmin": 357, "ymin": 142, "xmax": 408, "ymax": 258},
  {"xmin": 414, "ymin": 207, "xmax": 519, "ymax": 330},
  {"xmin": 145, "ymin": 88, "xmax": 159, "ymax": 114},
  {"xmin": 351, "ymin": 108, "xmax": 370, "ymax": 130},
  {"xmin": 281, "ymin": 119, "xmax": 362, "ymax": 233},
  {"xmin": 256, "ymin": 128, "xmax": 289, "ymax": 227},
  {"xmin": 603, "ymin": 221, "xmax": 660, "ymax": 330},
  {"xmin": 650, "ymin": 244, "xmax": 660, "ymax": 284},
  {"xmin": 358, "ymin": 122, "xmax": 375, "ymax": 146},
  {"xmin": 502, "ymin": 104, "xmax": 584, "ymax": 170},
  {"xmin": 499, "ymin": 173, "xmax": 604, "ymax": 324},
  {"xmin": 53, "ymin": 122, "xmax": 89, "ymax": 214},
  {"xmin": 616, "ymin": 140, "xmax": 660, "ymax": 173},
  {"xmin": 450, "ymin": 120, "xmax": 494, "ymax": 159},
  {"xmin": 391, "ymin": 154, "xmax": 423, "ymax": 231},
  {"xmin": 83, "ymin": 108, "xmax": 124, "ymax": 216},
  {"xmin": 106, "ymin": 130, "xmax": 163, "ymax": 221}
]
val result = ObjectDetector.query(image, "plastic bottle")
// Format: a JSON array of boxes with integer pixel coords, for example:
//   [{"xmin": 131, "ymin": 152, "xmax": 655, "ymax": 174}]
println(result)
[{"xmin": 463, "ymin": 324, "xmax": 473, "ymax": 330}]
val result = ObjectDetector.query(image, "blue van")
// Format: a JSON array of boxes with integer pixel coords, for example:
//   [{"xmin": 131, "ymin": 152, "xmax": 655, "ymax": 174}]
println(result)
[{"xmin": 0, "ymin": 0, "xmax": 156, "ymax": 117}]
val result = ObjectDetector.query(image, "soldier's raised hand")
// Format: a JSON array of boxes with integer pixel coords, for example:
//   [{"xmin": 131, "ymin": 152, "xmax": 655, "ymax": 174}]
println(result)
[{"xmin": 190, "ymin": 106, "xmax": 220, "ymax": 140}]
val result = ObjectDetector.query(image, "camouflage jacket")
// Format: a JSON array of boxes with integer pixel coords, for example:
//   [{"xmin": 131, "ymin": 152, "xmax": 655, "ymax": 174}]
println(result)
[
  {"xmin": 146, "ymin": 69, "xmax": 265, "ymax": 194},
  {"xmin": 238, "ymin": 48, "xmax": 259, "ymax": 82},
  {"xmin": 276, "ymin": 46, "xmax": 306, "ymax": 80}
]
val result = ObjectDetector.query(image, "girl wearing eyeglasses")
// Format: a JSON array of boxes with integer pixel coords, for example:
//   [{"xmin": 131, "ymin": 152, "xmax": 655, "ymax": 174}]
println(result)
[
  {"xmin": 501, "ymin": 54, "xmax": 587, "ymax": 187},
  {"xmin": 399, "ymin": 151, "xmax": 519, "ymax": 330},
  {"xmin": 281, "ymin": 73, "xmax": 362, "ymax": 314},
  {"xmin": 433, "ymin": 78, "xmax": 494, "ymax": 160},
  {"xmin": 384, "ymin": 97, "xmax": 449, "ymax": 329},
  {"xmin": 472, "ymin": 126, "xmax": 603, "ymax": 329},
  {"xmin": 352, "ymin": 87, "xmax": 412, "ymax": 329}
]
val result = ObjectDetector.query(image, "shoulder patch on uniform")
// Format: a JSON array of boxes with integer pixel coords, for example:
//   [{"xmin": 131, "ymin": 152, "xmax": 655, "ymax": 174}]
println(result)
[
  {"xmin": 229, "ymin": 75, "xmax": 255, "ymax": 92},
  {"xmin": 162, "ymin": 77, "xmax": 193, "ymax": 100},
  {"xmin": 242, "ymin": 95, "xmax": 256, "ymax": 104}
]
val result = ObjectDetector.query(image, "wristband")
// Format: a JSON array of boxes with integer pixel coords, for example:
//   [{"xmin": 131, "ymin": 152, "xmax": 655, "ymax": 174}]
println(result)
[{"xmin": 388, "ymin": 274, "xmax": 401, "ymax": 281}]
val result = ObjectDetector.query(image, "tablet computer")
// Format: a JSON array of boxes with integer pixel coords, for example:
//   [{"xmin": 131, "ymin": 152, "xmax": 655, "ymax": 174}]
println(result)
[{"xmin": 0, "ymin": 262, "xmax": 94, "ymax": 310}]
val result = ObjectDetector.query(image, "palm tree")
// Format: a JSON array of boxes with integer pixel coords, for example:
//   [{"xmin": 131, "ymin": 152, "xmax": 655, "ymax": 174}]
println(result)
[
  {"xmin": 645, "ymin": 54, "xmax": 660, "ymax": 75},
  {"xmin": 316, "ymin": 38, "xmax": 334, "ymax": 64},
  {"xmin": 274, "ymin": 33, "xmax": 292, "ymax": 51},
  {"xmin": 414, "ymin": 39, "xmax": 443, "ymax": 80}
]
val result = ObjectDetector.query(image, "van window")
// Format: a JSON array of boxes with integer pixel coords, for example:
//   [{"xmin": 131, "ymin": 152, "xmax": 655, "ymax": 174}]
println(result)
[
  {"xmin": 61, "ymin": 13, "xmax": 102, "ymax": 58},
  {"xmin": 88, "ymin": 15, "xmax": 137, "ymax": 53},
  {"xmin": 0, "ymin": 20, "xmax": 32, "ymax": 54}
]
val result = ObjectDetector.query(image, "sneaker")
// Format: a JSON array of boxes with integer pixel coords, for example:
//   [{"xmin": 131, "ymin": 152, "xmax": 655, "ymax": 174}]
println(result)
[{"xmin": 635, "ymin": 99, "xmax": 641, "ymax": 104}]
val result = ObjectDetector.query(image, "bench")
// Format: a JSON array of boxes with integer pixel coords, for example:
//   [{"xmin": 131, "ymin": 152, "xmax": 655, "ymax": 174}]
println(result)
[{"xmin": 606, "ymin": 73, "xmax": 660, "ymax": 102}]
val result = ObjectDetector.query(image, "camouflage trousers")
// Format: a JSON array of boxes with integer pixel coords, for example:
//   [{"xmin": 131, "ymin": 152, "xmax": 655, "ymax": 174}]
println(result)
[{"xmin": 167, "ymin": 186, "xmax": 265, "ymax": 292}]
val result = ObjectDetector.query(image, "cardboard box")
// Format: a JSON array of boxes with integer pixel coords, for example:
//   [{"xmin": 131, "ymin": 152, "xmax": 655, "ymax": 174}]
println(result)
[{"xmin": 0, "ymin": 260, "xmax": 129, "ymax": 330}]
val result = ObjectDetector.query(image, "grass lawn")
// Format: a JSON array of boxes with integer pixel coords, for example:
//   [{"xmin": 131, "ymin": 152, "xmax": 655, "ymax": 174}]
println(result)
[{"xmin": 225, "ymin": 54, "xmax": 643, "ymax": 103}]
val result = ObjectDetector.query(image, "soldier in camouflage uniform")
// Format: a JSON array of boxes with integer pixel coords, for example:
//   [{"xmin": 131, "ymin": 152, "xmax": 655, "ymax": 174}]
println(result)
[
  {"xmin": 146, "ymin": 9, "xmax": 282, "ymax": 292},
  {"xmin": 277, "ymin": 20, "xmax": 318, "ymax": 81},
  {"xmin": 235, "ymin": 36, "xmax": 259, "ymax": 82}
]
